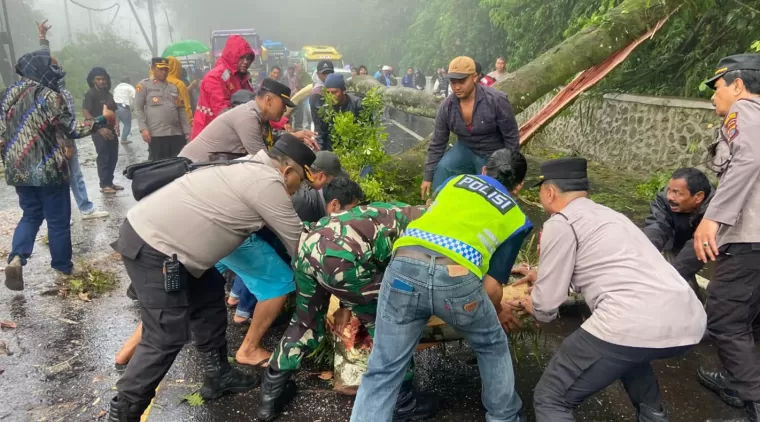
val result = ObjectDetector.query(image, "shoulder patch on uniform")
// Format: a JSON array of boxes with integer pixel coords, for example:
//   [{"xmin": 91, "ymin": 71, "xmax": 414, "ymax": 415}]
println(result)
[
  {"xmin": 723, "ymin": 112, "xmax": 738, "ymax": 141},
  {"xmin": 136, "ymin": 84, "xmax": 143, "ymax": 93}
]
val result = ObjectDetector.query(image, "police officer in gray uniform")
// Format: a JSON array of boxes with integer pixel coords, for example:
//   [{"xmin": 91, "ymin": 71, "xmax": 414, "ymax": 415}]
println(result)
[
  {"xmin": 135, "ymin": 57, "xmax": 191, "ymax": 161},
  {"xmin": 694, "ymin": 54, "xmax": 760, "ymax": 422},
  {"xmin": 514, "ymin": 158, "xmax": 706, "ymax": 422}
]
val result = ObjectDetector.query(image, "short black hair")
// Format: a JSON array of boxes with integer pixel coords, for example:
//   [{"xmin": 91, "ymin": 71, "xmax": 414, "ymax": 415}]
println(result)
[
  {"xmin": 485, "ymin": 149, "xmax": 527, "ymax": 191},
  {"xmin": 723, "ymin": 70, "xmax": 760, "ymax": 95},
  {"xmin": 358, "ymin": 65, "xmax": 367, "ymax": 72},
  {"xmin": 323, "ymin": 177, "xmax": 364, "ymax": 207},
  {"xmin": 545, "ymin": 179, "xmax": 585, "ymax": 193},
  {"xmin": 671, "ymin": 167, "xmax": 712, "ymax": 196},
  {"xmin": 271, "ymin": 66, "xmax": 281, "ymax": 73}
]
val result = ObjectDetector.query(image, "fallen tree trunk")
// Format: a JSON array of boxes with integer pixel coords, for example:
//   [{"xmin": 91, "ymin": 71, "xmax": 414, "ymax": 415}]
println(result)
[{"xmin": 291, "ymin": 0, "xmax": 682, "ymax": 119}]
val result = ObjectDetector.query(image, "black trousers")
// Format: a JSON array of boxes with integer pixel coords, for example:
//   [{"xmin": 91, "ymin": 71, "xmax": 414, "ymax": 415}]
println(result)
[
  {"xmin": 92, "ymin": 130, "xmax": 119, "ymax": 188},
  {"xmin": 113, "ymin": 220, "xmax": 227, "ymax": 404},
  {"xmin": 707, "ymin": 244, "xmax": 760, "ymax": 402},
  {"xmin": 148, "ymin": 135, "xmax": 187, "ymax": 162},
  {"xmin": 533, "ymin": 328, "xmax": 692, "ymax": 421}
]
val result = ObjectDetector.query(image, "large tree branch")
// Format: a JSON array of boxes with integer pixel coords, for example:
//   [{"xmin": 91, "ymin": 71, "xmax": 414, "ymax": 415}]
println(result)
[{"xmin": 292, "ymin": 0, "xmax": 683, "ymax": 119}]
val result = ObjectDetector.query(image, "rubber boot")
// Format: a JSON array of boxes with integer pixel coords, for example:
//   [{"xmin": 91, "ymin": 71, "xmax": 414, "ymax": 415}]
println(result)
[
  {"xmin": 107, "ymin": 396, "xmax": 150, "ymax": 422},
  {"xmin": 392, "ymin": 380, "xmax": 439, "ymax": 422},
  {"xmin": 4, "ymin": 255, "xmax": 23, "ymax": 291},
  {"xmin": 707, "ymin": 401, "xmax": 760, "ymax": 422},
  {"xmin": 198, "ymin": 346, "xmax": 259, "ymax": 400},
  {"xmin": 637, "ymin": 403, "xmax": 668, "ymax": 422},
  {"xmin": 257, "ymin": 367, "xmax": 297, "ymax": 422},
  {"xmin": 698, "ymin": 367, "xmax": 744, "ymax": 408}
]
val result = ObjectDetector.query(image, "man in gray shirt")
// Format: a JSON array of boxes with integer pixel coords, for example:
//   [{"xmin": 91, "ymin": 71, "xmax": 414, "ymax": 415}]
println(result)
[
  {"xmin": 513, "ymin": 157, "xmax": 705, "ymax": 422},
  {"xmin": 420, "ymin": 56, "xmax": 519, "ymax": 199},
  {"xmin": 179, "ymin": 78, "xmax": 317, "ymax": 163},
  {"xmin": 694, "ymin": 54, "xmax": 760, "ymax": 421},
  {"xmin": 106, "ymin": 135, "xmax": 316, "ymax": 421}
]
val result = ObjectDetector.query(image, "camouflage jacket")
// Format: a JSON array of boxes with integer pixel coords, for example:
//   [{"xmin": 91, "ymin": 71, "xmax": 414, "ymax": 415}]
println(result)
[{"xmin": 296, "ymin": 201, "xmax": 427, "ymax": 291}]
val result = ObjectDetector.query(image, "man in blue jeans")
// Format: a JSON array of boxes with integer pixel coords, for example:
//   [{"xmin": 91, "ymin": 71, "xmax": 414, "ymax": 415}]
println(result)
[
  {"xmin": 420, "ymin": 56, "xmax": 519, "ymax": 199},
  {"xmin": 351, "ymin": 149, "xmax": 531, "ymax": 422}
]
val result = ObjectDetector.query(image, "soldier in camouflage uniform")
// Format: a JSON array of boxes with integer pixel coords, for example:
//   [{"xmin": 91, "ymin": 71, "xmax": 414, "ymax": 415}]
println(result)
[{"xmin": 258, "ymin": 202, "xmax": 439, "ymax": 422}]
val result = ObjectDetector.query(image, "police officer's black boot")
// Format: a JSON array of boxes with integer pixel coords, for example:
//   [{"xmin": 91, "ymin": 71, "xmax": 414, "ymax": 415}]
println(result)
[
  {"xmin": 392, "ymin": 380, "xmax": 439, "ymax": 422},
  {"xmin": 107, "ymin": 396, "xmax": 150, "ymax": 422},
  {"xmin": 707, "ymin": 401, "xmax": 760, "ymax": 422},
  {"xmin": 258, "ymin": 367, "xmax": 297, "ymax": 422},
  {"xmin": 698, "ymin": 367, "xmax": 744, "ymax": 408},
  {"xmin": 198, "ymin": 346, "xmax": 259, "ymax": 400},
  {"xmin": 637, "ymin": 403, "xmax": 668, "ymax": 422}
]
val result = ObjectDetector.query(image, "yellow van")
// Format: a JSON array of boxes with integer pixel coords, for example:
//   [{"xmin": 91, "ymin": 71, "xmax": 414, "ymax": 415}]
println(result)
[{"xmin": 301, "ymin": 45, "xmax": 344, "ymax": 73}]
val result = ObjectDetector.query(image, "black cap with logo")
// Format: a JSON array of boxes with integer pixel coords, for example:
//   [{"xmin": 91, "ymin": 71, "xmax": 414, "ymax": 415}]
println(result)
[
  {"xmin": 259, "ymin": 78, "xmax": 296, "ymax": 108},
  {"xmin": 317, "ymin": 60, "xmax": 335, "ymax": 75},
  {"xmin": 704, "ymin": 54, "xmax": 760, "ymax": 90},
  {"xmin": 273, "ymin": 134, "xmax": 316, "ymax": 182},
  {"xmin": 531, "ymin": 157, "xmax": 589, "ymax": 191},
  {"xmin": 313, "ymin": 151, "xmax": 349, "ymax": 178}
]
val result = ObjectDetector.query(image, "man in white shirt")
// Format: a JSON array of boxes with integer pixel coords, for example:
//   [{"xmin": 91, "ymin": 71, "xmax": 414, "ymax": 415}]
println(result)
[{"xmin": 113, "ymin": 77, "xmax": 136, "ymax": 144}]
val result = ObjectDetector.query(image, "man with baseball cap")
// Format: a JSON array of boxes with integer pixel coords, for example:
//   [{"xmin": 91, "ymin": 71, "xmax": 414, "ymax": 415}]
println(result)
[
  {"xmin": 421, "ymin": 56, "xmax": 519, "ymax": 199},
  {"xmin": 180, "ymin": 78, "xmax": 318, "ymax": 162},
  {"xmin": 289, "ymin": 150, "xmax": 350, "ymax": 222},
  {"xmin": 693, "ymin": 53, "xmax": 760, "ymax": 422},
  {"xmin": 107, "ymin": 134, "xmax": 316, "ymax": 421},
  {"xmin": 512, "ymin": 157, "xmax": 706, "ymax": 421},
  {"xmin": 311, "ymin": 73, "xmax": 364, "ymax": 150},
  {"xmin": 311, "ymin": 59, "xmax": 335, "ymax": 95}
]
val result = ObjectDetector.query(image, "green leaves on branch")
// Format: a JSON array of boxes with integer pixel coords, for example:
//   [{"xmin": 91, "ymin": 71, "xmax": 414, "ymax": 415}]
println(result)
[{"xmin": 319, "ymin": 87, "xmax": 398, "ymax": 202}]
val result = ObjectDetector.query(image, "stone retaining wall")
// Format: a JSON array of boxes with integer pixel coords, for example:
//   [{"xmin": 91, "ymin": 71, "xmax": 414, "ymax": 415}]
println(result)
[{"xmin": 519, "ymin": 92, "xmax": 721, "ymax": 173}]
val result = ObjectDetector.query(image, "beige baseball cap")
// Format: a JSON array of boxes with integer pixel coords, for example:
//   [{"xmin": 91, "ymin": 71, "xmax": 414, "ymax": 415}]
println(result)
[{"xmin": 446, "ymin": 56, "xmax": 476, "ymax": 80}]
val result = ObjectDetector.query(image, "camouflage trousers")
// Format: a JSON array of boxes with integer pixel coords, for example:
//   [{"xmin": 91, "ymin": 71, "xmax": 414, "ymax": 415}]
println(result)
[{"xmin": 270, "ymin": 268, "xmax": 414, "ymax": 383}]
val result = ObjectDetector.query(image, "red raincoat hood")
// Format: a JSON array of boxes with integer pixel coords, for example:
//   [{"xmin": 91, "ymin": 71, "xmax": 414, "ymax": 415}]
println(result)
[{"xmin": 219, "ymin": 35, "xmax": 255, "ymax": 73}]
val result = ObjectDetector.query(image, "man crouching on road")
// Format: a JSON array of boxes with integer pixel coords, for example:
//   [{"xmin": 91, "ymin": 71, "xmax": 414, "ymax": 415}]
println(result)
[
  {"xmin": 107, "ymin": 134, "xmax": 316, "ymax": 421},
  {"xmin": 642, "ymin": 167, "xmax": 714, "ymax": 302},
  {"xmin": 258, "ymin": 199, "xmax": 439, "ymax": 422},
  {"xmin": 514, "ymin": 158, "xmax": 706, "ymax": 422}
]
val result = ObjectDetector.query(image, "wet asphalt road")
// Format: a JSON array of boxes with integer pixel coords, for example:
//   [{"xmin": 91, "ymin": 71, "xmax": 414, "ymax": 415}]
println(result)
[{"xmin": 0, "ymin": 119, "xmax": 746, "ymax": 422}]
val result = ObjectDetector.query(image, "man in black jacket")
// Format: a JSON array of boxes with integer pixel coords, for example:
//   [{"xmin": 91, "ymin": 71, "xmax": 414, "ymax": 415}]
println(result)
[
  {"xmin": 643, "ymin": 167, "xmax": 714, "ymax": 302},
  {"xmin": 311, "ymin": 73, "xmax": 363, "ymax": 151}
]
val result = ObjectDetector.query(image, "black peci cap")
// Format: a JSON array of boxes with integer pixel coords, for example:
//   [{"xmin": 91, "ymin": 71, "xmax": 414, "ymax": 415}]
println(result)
[
  {"xmin": 317, "ymin": 60, "xmax": 335, "ymax": 75},
  {"xmin": 259, "ymin": 78, "xmax": 296, "ymax": 108},
  {"xmin": 704, "ymin": 54, "xmax": 760, "ymax": 89},
  {"xmin": 273, "ymin": 133, "xmax": 316, "ymax": 182},
  {"xmin": 531, "ymin": 157, "xmax": 589, "ymax": 191}
]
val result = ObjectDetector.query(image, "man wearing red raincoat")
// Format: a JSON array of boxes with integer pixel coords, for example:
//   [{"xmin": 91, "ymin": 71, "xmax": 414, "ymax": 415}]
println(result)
[{"xmin": 191, "ymin": 35, "xmax": 255, "ymax": 139}]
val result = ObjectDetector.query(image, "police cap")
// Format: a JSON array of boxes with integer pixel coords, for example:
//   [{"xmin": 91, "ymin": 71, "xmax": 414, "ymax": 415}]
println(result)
[
  {"xmin": 151, "ymin": 57, "xmax": 169, "ymax": 69},
  {"xmin": 704, "ymin": 54, "xmax": 760, "ymax": 90},
  {"xmin": 532, "ymin": 157, "xmax": 589, "ymax": 191},
  {"xmin": 272, "ymin": 133, "xmax": 316, "ymax": 183},
  {"xmin": 259, "ymin": 78, "xmax": 296, "ymax": 108}
]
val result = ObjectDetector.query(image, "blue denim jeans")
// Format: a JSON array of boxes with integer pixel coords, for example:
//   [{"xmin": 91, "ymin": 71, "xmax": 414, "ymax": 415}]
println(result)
[
  {"xmin": 229, "ymin": 276, "xmax": 258, "ymax": 319},
  {"xmin": 68, "ymin": 145, "xmax": 95, "ymax": 214},
  {"xmin": 432, "ymin": 142, "xmax": 488, "ymax": 191},
  {"xmin": 116, "ymin": 105, "xmax": 132, "ymax": 142},
  {"xmin": 351, "ymin": 255, "xmax": 523, "ymax": 422},
  {"xmin": 10, "ymin": 185, "xmax": 73, "ymax": 273}
]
